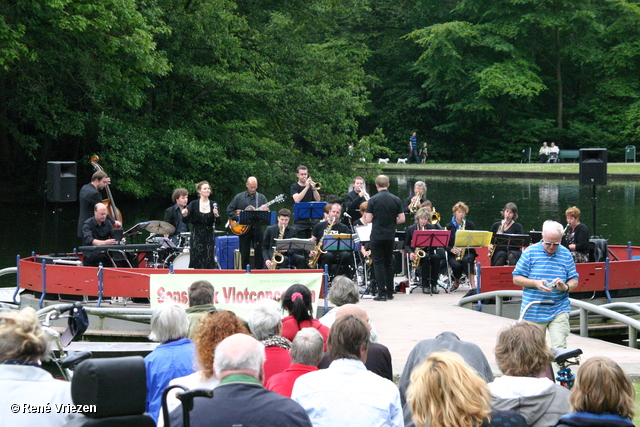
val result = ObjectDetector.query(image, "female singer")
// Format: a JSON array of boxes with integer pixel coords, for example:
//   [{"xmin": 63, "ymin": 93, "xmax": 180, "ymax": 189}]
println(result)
[
  {"xmin": 183, "ymin": 181, "xmax": 221, "ymax": 269},
  {"xmin": 489, "ymin": 202, "xmax": 524, "ymax": 266},
  {"xmin": 445, "ymin": 201, "xmax": 477, "ymax": 296},
  {"xmin": 562, "ymin": 206, "xmax": 590, "ymax": 263}
]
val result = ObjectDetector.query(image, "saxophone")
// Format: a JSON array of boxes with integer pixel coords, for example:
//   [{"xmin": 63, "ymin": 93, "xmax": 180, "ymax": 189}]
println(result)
[
  {"xmin": 269, "ymin": 226, "xmax": 286, "ymax": 270},
  {"xmin": 456, "ymin": 219, "xmax": 466, "ymax": 261},
  {"xmin": 308, "ymin": 218, "xmax": 335, "ymax": 268},
  {"xmin": 487, "ymin": 219, "xmax": 505, "ymax": 259},
  {"xmin": 412, "ymin": 225, "xmax": 426, "ymax": 269}
]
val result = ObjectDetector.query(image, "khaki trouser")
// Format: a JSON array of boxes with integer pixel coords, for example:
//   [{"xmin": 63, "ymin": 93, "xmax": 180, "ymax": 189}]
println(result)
[{"xmin": 535, "ymin": 312, "xmax": 570, "ymax": 349}]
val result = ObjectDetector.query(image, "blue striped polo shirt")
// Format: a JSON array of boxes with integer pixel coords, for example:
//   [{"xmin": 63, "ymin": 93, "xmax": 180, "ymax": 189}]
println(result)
[{"xmin": 512, "ymin": 242, "xmax": 578, "ymax": 322}]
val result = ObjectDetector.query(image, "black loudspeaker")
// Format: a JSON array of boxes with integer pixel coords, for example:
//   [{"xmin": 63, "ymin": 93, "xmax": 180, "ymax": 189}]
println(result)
[
  {"xmin": 47, "ymin": 161, "xmax": 77, "ymax": 202},
  {"xmin": 579, "ymin": 148, "xmax": 607, "ymax": 186}
]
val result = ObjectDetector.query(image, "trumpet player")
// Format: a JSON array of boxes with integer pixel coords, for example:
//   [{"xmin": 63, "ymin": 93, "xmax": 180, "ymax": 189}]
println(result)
[
  {"xmin": 343, "ymin": 176, "xmax": 369, "ymax": 223},
  {"xmin": 309, "ymin": 203, "xmax": 352, "ymax": 278},
  {"xmin": 403, "ymin": 181, "xmax": 427, "ymax": 214},
  {"xmin": 291, "ymin": 165, "xmax": 321, "ymax": 239},
  {"xmin": 445, "ymin": 202, "xmax": 478, "ymax": 297},
  {"xmin": 404, "ymin": 207, "xmax": 443, "ymax": 294},
  {"xmin": 489, "ymin": 202, "xmax": 524, "ymax": 266},
  {"xmin": 262, "ymin": 209, "xmax": 306, "ymax": 269}
]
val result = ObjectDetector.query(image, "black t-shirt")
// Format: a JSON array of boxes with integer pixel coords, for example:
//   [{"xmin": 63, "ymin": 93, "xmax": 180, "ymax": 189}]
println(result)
[
  {"xmin": 311, "ymin": 220, "xmax": 350, "ymax": 240},
  {"xmin": 366, "ymin": 189, "xmax": 403, "ymax": 241},
  {"xmin": 290, "ymin": 182, "xmax": 315, "ymax": 203}
]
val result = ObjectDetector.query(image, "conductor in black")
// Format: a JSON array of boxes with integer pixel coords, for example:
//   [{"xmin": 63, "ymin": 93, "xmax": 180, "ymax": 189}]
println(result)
[{"xmin": 364, "ymin": 175, "xmax": 405, "ymax": 301}]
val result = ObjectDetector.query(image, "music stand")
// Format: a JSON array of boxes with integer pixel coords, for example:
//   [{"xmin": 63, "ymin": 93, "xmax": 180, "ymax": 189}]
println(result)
[
  {"xmin": 453, "ymin": 230, "xmax": 493, "ymax": 250},
  {"xmin": 323, "ymin": 234, "xmax": 355, "ymax": 252},
  {"xmin": 409, "ymin": 230, "xmax": 451, "ymax": 294},
  {"xmin": 529, "ymin": 231, "xmax": 542, "ymax": 244},
  {"xmin": 491, "ymin": 233, "xmax": 531, "ymax": 251},
  {"xmin": 274, "ymin": 238, "xmax": 315, "ymax": 269},
  {"xmin": 238, "ymin": 210, "xmax": 271, "ymax": 226},
  {"xmin": 354, "ymin": 225, "xmax": 372, "ymax": 297},
  {"xmin": 124, "ymin": 222, "xmax": 150, "ymax": 236},
  {"xmin": 293, "ymin": 202, "xmax": 327, "ymax": 221}
]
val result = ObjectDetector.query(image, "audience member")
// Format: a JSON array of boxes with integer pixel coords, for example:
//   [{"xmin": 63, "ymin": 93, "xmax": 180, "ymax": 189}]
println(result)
[
  {"xmin": 317, "ymin": 304, "xmax": 392, "ymax": 380},
  {"xmin": 407, "ymin": 351, "xmax": 526, "ymax": 427},
  {"xmin": 144, "ymin": 302, "xmax": 195, "ymax": 423},
  {"xmin": 168, "ymin": 334, "xmax": 312, "ymax": 427},
  {"xmin": 489, "ymin": 321, "xmax": 570, "ymax": 427},
  {"xmin": 159, "ymin": 310, "xmax": 249, "ymax": 427},
  {"xmin": 0, "ymin": 307, "xmax": 73, "ymax": 427},
  {"xmin": 266, "ymin": 328, "xmax": 323, "ymax": 398},
  {"xmin": 555, "ymin": 356, "xmax": 635, "ymax": 427},
  {"xmin": 291, "ymin": 315, "xmax": 403, "ymax": 427},
  {"xmin": 248, "ymin": 299, "xmax": 292, "ymax": 382},
  {"xmin": 539, "ymin": 142, "xmax": 550, "ymax": 163},
  {"xmin": 185, "ymin": 280, "xmax": 217, "ymax": 339},
  {"xmin": 281, "ymin": 284, "xmax": 329, "ymax": 349},
  {"xmin": 318, "ymin": 275, "xmax": 378, "ymax": 342}
]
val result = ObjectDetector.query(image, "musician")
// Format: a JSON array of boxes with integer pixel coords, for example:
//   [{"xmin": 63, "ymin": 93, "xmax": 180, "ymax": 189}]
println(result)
[
  {"xmin": 403, "ymin": 181, "xmax": 427, "ymax": 215},
  {"xmin": 562, "ymin": 206, "xmax": 590, "ymax": 263},
  {"xmin": 163, "ymin": 188, "xmax": 191, "ymax": 245},
  {"xmin": 343, "ymin": 176, "xmax": 369, "ymax": 223},
  {"xmin": 263, "ymin": 209, "xmax": 305, "ymax": 269},
  {"xmin": 77, "ymin": 171, "xmax": 121, "ymax": 238},
  {"xmin": 290, "ymin": 165, "xmax": 321, "ymax": 239},
  {"xmin": 184, "ymin": 181, "xmax": 221, "ymax": 269},
  {"xmin": 445, "ymin": 201, "xmax": 478, "ymax": 297},
  {"xmin": 489, "ymin": 202, "xmax": 524, "ymax": 266},
  {"xmin": 354, "ymin": 202, "xmax": 375, "ymax": 288},
  {"xmin": 81, "ymin": 203, "xmax": 118, "ymax": 267},
  {"xmin": 309, "ymin": 203, "xmax": 352, "ymax": 277},
  {"xmin": 405, "ymin": 207, "xmax": 443, "ymax": 294},
  {"xmin": 226, "ymin": 177, "xmax": 268, "ymax": 270},
  {"xmin": 364, "ymin": 175, "xmax": 405, "ymax": 301}
]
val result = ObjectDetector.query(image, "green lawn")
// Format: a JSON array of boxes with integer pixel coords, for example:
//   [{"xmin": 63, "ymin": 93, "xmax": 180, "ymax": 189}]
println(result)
[{"xmin": 381, "ymin": 162, "xmax": 640, "ymax": 174}]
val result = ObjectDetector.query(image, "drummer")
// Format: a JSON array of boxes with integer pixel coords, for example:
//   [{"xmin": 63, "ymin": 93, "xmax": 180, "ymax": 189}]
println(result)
[{"xmin": 163, "ymin": 188, "xmax": 191, "ymax": 245}]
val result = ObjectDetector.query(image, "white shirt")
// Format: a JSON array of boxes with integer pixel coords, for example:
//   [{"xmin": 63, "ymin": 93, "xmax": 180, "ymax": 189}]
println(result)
[{"xmin": 291, "ymin": 358, "xmax": 403, "ymax": 427}]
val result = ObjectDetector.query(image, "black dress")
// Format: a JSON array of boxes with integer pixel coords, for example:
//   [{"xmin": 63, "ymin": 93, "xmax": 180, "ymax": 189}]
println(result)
[{"xmin": 186, "ymin": 200, "xmax": 221, "ymax": 269}]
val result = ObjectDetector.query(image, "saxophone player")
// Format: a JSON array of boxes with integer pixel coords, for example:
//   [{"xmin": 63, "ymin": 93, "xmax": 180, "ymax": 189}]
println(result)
[
  {"xmin": 262, "ymin": 209, "xmax": 306, "ymax": 269},
  {"xmin": 404, "ymin": 207, "xmax": 443, "ymax": 294},
  {"xmin": 309, "ymin": 203, "xmax": 352, "ymax": 277},
  {"xmin": 488, "ymin": 202, "xmax": 524, "ymax": 266},
  {"xmin": 343, "ymin": 176, "xmax": 369, "ymax": 224},
  {"xmin": 403, "ymin": 181, "xmax": 427, "ymax": 214},
  {"xmin": 445, "ymin": 202, "xmax": 478, "ymax": 296}
]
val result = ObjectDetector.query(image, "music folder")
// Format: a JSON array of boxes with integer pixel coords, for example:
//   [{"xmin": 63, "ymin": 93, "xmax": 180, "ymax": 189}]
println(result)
[
  {"xmin": 411, "ymin": 229, "xmax": 451, "ymax": 248},
  {"xmin": 275, "ymin": 238, "xmax": 316, "ymax": 252},
  {"xmin": 238, "ymin": 210, "xmax": 271, "ymax": 226},
  {"xmin": 454, "ymin": 230, "xmax": 493, "ymax": 249},
  {"xmin": 491, "ymin": 233, "xmax": 531, "ymax": 249}
]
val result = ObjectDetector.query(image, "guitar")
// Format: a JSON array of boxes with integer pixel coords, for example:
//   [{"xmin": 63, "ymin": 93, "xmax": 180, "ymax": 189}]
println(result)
[
  {"xmin": 227, "ymin": 194, "xmax": 286, "ymax": 236},
  {"xmin": 90, "ymin": 155, "xmax": 123, "ymax": 228}
]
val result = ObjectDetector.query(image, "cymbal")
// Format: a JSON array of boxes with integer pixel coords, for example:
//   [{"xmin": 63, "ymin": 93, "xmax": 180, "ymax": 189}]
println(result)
[{"xmin": 145, "ymin": 220, "xmax": 176, "ymax": 235}]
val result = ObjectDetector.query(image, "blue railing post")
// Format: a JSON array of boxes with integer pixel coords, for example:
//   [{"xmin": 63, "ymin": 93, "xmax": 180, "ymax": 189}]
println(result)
[
  {"xmin": 627, "ymin": 242, "xmax": 633, "ymax": 260},
  {"xmin": 97, "ymin": 263, "xmax": 104, "ymax": 307},
  {"xmin": 169, "ymin": 263, "xmax": 174, "ymax": 274},
  {"xmin": 605, "ymin": 257, "xmax": 612, "ymax": 303},
  {"xmin": 245, "ymin": 264, "xmax": 251, "ymax": 273},
  {"xmin": 38, "ymin": 260, "xmax": 46, "ymax": 309},
  {"xmin": 12, "ymin": 255, "xmax": 20, "ymax": 304}
]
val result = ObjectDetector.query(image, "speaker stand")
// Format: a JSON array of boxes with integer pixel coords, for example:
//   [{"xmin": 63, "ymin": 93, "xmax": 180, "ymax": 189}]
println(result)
[
  {"xmin": 590, "ymin": 185, "xmax": 597, "ymax": 237},
  {"xmin": 53, "ymin": 202, "xmax": 62, "ymax": 255}
]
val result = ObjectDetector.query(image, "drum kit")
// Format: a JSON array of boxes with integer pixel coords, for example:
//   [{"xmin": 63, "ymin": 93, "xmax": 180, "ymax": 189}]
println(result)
[{"xmin": 144, "ymin": 221, "xmax": 191, "ymax": 268}]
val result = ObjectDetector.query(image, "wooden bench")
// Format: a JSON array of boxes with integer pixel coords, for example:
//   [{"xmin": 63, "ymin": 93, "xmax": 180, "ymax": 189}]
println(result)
[{"xmin": 558, "ymin": 149, "xmax": 580, "ymax": 162}]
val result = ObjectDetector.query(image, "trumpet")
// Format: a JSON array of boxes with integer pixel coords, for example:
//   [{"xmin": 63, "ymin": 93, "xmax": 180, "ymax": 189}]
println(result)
[
  {"xmin": 412, "ymin": 248, "xmax": 426, "ymax": 269},
  {"xmin": 357, "ymin": 186, "xmax": 370, "ymax": 201},
  {"xmin": 408, "ymin": 190, "xmax": 423, "ymax": 213},
  {"xmin": 308, "ymin": 177, "xmax": 322, "ymax": 190},
  {"xmin": 365, "ymin": 256, "xmax": 373, "ymax": 266},
  {"xmin": 430, "ymin": 208, "xmax": 440, "ymax": 225}
]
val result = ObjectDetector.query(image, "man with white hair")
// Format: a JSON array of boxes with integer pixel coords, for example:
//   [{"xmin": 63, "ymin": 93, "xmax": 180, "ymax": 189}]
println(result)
[
  {"xmin": 168, "ymin": 334, "xmax": 312, "ymax": 427},
  {"xmin": 513, "ymin": 220, "xmax": 579, "ymax": 349},
  {"xmin": 291, "ymin": 315, "xmax": 402, "ymax": 427}
]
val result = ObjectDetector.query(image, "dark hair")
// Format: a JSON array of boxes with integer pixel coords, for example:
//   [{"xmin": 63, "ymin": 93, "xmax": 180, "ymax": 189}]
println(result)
[
  {"xmin": 282, "ymin": 284, "xmax": 313, "ymax": 327},
  {"xmin": 296, "ymin": 165, "xmax": 308, "ymax": 173},
  {"xmin": 277, "ymin": 208, "xmax": 291, "ymax": 217},
  {"xmin": 91, "ymin": 171, "xmax": 108, "ymax": 182},
  {"xmin": 501, "ymin": 202, "xmax": 518, "ymax": 220},
  {"xmin": 188, "ymin": 280, "xmax": 214, "ymax": 307},
  {"xmin": 328, "ymin": 315, "xmax": 369, "ymax": 361},
  {"xmin": 172, "ymin": 188, "xmax": 189, "ymax": 203}
]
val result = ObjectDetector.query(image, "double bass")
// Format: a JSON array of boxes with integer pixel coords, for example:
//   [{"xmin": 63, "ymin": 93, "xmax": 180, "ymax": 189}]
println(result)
[{"xmin": 90, "ymin": 155, "xmax": 123, "ymax": 228}]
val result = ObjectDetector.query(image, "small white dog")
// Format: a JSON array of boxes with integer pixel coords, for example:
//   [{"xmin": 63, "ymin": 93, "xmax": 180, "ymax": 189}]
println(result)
[
  {"xmin": 378, "ymin": 158, "xmax": 389, "ymax": 164},
  {"xmin": 397, "ymin": 158, "xmax": 407, "ymax": 164}
]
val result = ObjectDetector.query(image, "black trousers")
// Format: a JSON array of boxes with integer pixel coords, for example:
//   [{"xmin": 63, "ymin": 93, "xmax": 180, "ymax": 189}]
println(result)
[
  {"xmin": 371, "ymin": 239, "xmax": 395, "ymax": 296},
  {"xmin": 239, "ymin": 227, "xmax": 264, "ymax": 270},
  {"xmin": 417, "ymin": 252, "xmax": 441, "ymax": 286}
]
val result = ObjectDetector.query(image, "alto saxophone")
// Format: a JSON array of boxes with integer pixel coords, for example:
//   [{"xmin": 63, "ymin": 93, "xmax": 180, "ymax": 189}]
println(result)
[
  {"xmin": 456, "ymin": 219, "xmax": 466, "ymax": 261},
  {"xmin": 412, "ymin": 225, "xmax": 426, "ymax": 269},
  {"xmin": 308, "ymin": 219, "xmax": 335, "ymax": 268},
  {"xmin": 269, "ymin": 226, "xmax": 286, "ymax": 270},
  {"xmin": 487, "ymin": 219, "xmax": 505, "ymax": 259}
]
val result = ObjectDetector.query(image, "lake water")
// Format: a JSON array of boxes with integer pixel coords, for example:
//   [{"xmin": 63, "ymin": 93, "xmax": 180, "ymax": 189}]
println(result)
[{"xmin": 2, "ymin": 173, "xmax": 639, "ymax": 286}]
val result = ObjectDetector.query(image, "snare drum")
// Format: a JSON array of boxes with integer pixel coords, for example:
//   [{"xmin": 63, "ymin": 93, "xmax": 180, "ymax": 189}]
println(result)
[
  {"xmin": 178, "ymin": 232, "xmax": 191, "ymax": 249},
  {"xmin": 164, "ymin": 251, "xmax": 191, "ymax": 269}
]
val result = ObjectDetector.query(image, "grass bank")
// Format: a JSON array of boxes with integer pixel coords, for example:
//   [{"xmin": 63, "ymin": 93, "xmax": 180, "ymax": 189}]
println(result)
[{"xmin": 381, "ymin": 162, "xmax": 640, "ymax": 174}]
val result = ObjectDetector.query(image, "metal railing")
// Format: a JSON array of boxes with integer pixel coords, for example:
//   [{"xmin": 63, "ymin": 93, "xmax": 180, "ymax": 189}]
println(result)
[{"xmin": 459, "ymin": 290, "xmax": 640, "ymax": 348}]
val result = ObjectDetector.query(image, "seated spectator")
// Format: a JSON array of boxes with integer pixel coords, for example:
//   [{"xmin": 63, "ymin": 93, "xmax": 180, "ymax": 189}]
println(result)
[
  {"xmin": 489, "ymin": 321, "xmax": 570, "ymax": 427},
  {"xmin": 144, "ymin": 302, "xmax": 195, "ymax": 423},
  {"xmin": 319, "ymin": 275, "xmax": 378, "ymax": 342},
  {"xmin": 539, "ymin": 142, "xmax": 550, "ymax": 163},
  {"xmin": 185, "ymin": 280, "xmax": 217, "ymax": 339},
  {"xmin": 0, "ymin": 308, "xmax": 73, "ymax": 427},
  {"xmin": 281, "ymin": 284, "xmax": 329, "ymax": 349},
  {"xmin": 318, "ymin": 304, "xmax": 392, "ymax": 381},
  {"xmin": 248, "ymin": 299, "xmax": 291, "ymax": 383},
  {"xmin": 549, "ymin": 142, "xmax": 559, "ymax": 162},
  {"xmin": 407, "ymin": 351, "xmax": 526, "ymax": 427},
  {"xmin": 168, "ymin": 334, "xmax": 312, "ymax": 427},
  {"xmin": 265, "ymin": 328, "xmax": 323, "ymax": 398},
  {"xmin": 159, "ymin": 310, "xmax": 249, "ymax": 427},
  {"xmin": 291, "ymin": 315, "xmax": 403, "ymax": 427},
  {"xmin": 556, "ymin": 356, "xmax": 635, "ymax": 427}
]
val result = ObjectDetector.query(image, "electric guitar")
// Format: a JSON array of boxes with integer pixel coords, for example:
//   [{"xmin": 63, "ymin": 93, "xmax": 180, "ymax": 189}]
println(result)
[{"xmin": 227, "ymin": 194, "xmax": 286, "ymax": 235}]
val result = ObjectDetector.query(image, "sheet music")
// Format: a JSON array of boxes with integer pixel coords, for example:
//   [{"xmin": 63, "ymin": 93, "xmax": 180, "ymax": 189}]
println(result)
[{"xmin": 355, "ymin": 224, "xmax": 372, "ymax": 243}]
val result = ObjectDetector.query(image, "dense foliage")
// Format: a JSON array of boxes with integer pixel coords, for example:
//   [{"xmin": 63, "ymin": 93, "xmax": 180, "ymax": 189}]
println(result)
[{"xmin": 2, "ymin": 0, "xmax": 640, "ymax": 199}]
